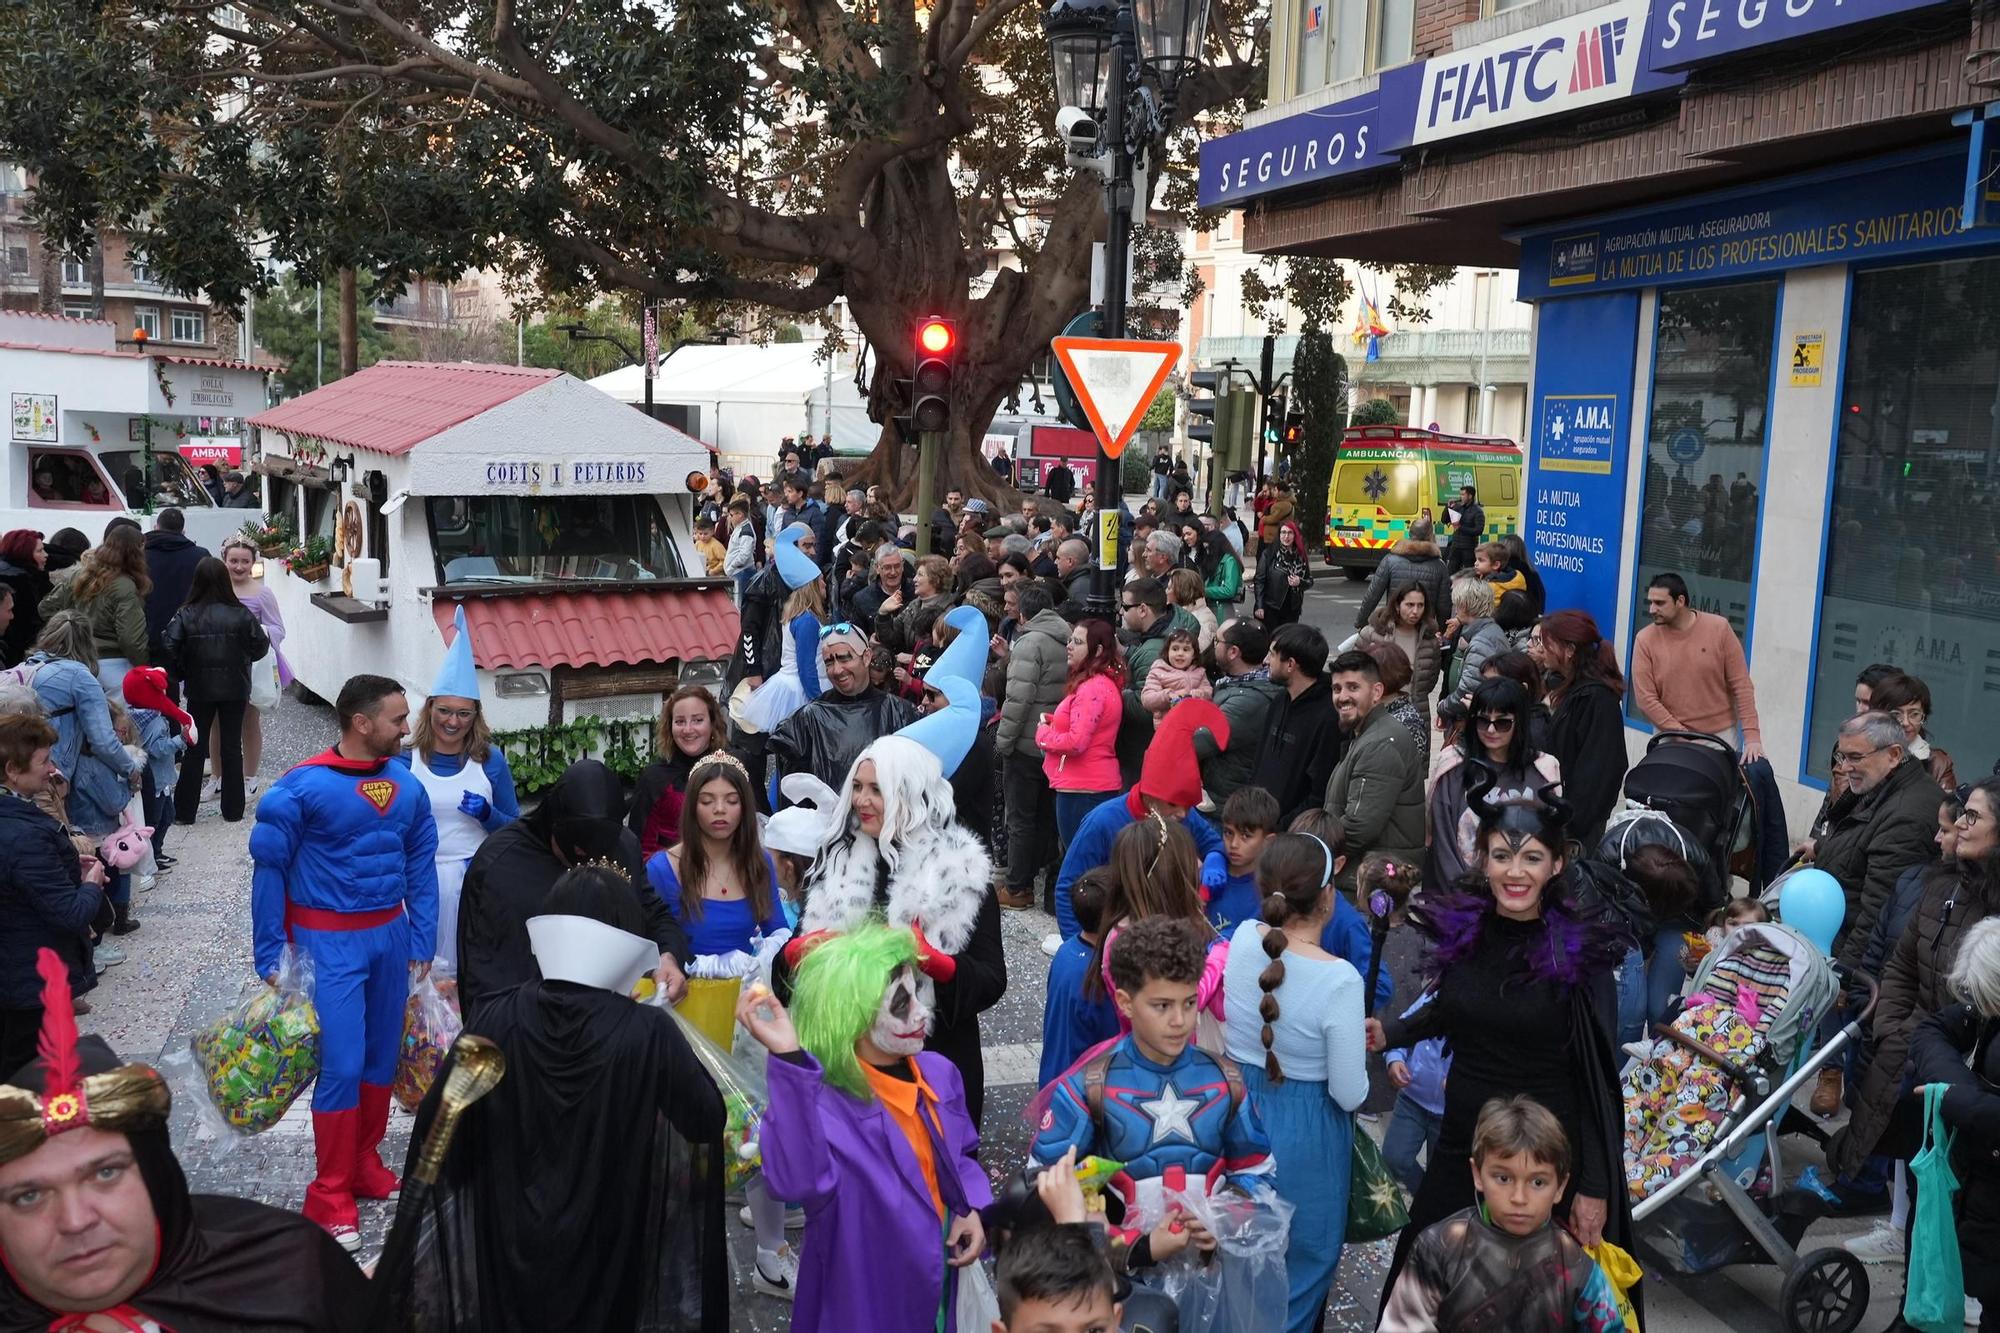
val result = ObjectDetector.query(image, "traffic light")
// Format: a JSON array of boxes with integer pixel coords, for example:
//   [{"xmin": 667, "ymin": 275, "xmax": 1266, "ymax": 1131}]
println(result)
[
  {"xmin": 1187, "ymin": 369, "xmax": 1221, "ymax": 448},
  {"xmin": 1282, "ymin": 411, "xmax": 1305, "ymax": 448},
  {"xmin": 913, "ymin": 316, "xmax": 956, "ymax": 434}
]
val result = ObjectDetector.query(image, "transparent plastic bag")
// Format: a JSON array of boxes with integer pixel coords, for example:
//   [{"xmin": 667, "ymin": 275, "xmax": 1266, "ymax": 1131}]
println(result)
[
  {"xmin": 394, "ymin": 969, "xmax": 463, "ymax": 1111},
  {"xmin": 661, "ymin": 999, "xmax": 769, "ymax": 1192},
  {"xmin": 1147, "ymin": 1181, "xmax": 1295, "ymax": 1333},
  {"xmin": 179, "ymin": 946, "xmax": 320, "ymax": 1138}
]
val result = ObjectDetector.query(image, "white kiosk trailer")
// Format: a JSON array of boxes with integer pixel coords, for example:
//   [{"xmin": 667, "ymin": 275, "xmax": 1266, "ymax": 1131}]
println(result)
[
  {"xmin": 0, "ymin": 310, "xmax": 271, "ymax": 549},
  {"xmin": 247, "ymin": 360, "xmax": 735, "ymax": 741}
]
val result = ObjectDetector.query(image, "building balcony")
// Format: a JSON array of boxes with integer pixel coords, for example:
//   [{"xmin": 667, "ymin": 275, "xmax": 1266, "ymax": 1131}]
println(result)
[{"xmin": 1197, "ymin": 327, "xmax": 1532, "ymax": 386}]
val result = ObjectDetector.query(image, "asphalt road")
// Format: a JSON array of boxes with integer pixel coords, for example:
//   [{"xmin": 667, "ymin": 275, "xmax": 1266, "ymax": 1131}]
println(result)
[{"xmin": 74, "ymin": 556, "xmax": 1903, "ymax": 1332}]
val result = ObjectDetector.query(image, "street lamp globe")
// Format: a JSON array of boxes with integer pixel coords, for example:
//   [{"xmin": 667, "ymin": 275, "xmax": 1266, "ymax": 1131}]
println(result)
[
  {"xmin": 1133, "ymin": 0, "xmax": 1211, "ymax": 105},
  {"xmin": 1042, "ymin": 0, "xmax": 1116, "ymax": 117}
]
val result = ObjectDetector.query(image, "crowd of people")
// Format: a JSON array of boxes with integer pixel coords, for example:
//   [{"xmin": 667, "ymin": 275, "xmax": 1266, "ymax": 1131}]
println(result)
[{"xmin": 0, "ymin": 453, "xmax": 1989, "ymax": 1332}]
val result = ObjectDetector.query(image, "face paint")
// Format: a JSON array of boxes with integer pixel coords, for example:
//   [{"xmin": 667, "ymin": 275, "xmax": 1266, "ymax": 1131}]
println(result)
[{"xmin": 868, "ymin": 966, "xmax": 934, "ymax": 1058}]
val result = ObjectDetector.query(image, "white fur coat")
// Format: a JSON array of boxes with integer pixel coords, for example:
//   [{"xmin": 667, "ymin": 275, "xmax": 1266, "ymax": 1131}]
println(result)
[{"xmin": 801, "ymin": 821, "xmax": 992, "ymax": 956}]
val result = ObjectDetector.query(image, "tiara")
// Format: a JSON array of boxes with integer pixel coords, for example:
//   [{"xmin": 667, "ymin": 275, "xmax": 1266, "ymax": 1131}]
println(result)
[
  {"xmin": 691, "ymin": 751, "xmax": 750, "ymax": 784},
  {"xmin": 578, "ymin": 855, "xmax": 632, "ymax": 882}
]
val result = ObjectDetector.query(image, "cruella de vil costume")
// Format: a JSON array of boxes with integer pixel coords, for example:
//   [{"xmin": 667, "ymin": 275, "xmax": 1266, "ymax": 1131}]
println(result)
[{"xmin": 793, "ymin": 735, "xmax": 1006, "ymax": 1122}]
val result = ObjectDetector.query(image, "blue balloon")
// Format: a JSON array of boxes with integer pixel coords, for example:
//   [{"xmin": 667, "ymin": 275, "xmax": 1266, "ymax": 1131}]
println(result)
[{"xmin": 1778, "ymin": 869, "xmax": 1847, "ymax": 956}]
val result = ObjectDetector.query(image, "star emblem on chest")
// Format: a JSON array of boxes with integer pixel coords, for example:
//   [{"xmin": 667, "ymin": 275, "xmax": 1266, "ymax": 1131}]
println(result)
[{"xmin": 1138, "ymin": 1081, "xmax": 1202, "ymax": 1146}]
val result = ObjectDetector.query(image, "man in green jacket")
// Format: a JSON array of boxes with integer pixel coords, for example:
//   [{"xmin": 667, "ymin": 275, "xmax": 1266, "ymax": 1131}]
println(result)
[
  {"xmin": 1322, "ymin": 648, "xmax": 1426, "ymax": 891},
  {"xmin": 1196, "ymin": 617, "xmax": 1286, "ymax": 806}
]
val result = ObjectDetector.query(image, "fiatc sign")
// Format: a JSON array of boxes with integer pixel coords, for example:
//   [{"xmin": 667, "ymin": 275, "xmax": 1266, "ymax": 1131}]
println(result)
[{"xmin": 1381, "ymin": 0, "xmax": 1682, "ymax": 148}]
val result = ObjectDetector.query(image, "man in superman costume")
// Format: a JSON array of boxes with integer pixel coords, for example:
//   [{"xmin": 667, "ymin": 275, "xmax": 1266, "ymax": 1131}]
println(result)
[{"xmin": 250, "ymin": 673, "xmax": 438, "ymax": 1252}]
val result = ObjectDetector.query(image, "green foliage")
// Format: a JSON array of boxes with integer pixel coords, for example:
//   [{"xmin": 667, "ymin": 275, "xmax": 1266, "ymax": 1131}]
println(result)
[
  {"xmin": 1290, "ymin": 333, "xmax": 1348, "ymax": 550},
  {"xmin": 520, "ymin": 305, "xmax": 648, "ymax": 381},
  {"xmin": 494, "ymin": 716, "xmax": 658, "ymax": 795},
  {"xmin": 1353, "ymin": 398, "xmax": 1403, "ymax": 427},
  {"xmin": 1138, "ymin": 386, "xmax": 1177, "ymax": 433},
  {"xmin": 253, "ymin": 272, "xmax": 394, "ymax": 400},
  {"xmin": 1121, "ymin": 445, "xmax": 1155, "ymax": 493}
]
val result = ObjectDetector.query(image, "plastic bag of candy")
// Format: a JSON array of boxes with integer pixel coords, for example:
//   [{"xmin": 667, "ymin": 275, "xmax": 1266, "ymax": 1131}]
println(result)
[
  {"xmin": 394, "ymin": 969, "xmax": 463, "ymax": 1111},
  {"xmin": 169, "ymin": 946, "xmax": 320, "ymax": 1144},
  {"xmin": 661, "ymin": 999, "xmax": 769, "ymax": 1191}
]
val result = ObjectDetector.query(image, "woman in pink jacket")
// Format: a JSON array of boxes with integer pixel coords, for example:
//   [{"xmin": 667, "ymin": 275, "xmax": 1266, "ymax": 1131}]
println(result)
[{"xmin": 1036, "ymin": 618, "xmax": 1126, "ymax": 850}]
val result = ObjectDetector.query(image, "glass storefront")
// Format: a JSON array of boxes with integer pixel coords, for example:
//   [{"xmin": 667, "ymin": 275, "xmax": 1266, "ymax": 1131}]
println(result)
[
  {"xmin": 1627, "ymin": 279, "xmax": 1778, "ymax": 722},
  {"xmin": 1805, "ymin": 255, "xmax": 2000, "ymax": 780}
]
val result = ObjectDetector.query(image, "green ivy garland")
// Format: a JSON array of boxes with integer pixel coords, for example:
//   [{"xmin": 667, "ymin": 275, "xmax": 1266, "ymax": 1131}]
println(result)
[
  {"xmin": 154, "ymin": 363, "xmax": 176, "ymax": 407},
  {"xmin": 492, "ymin": 715, "xmax": 658, "ymax": 795}
]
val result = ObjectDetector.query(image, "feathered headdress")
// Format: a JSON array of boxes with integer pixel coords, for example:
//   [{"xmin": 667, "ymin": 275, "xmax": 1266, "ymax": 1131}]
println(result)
[{"xmin": 0, "ymin": 949, "xmax": 170, "ymax": 1165}]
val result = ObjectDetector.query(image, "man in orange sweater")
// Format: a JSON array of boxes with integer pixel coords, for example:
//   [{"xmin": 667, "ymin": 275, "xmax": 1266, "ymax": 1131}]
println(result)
[{"xmin": 1630, "ymin": 571, "xmax": 1791, "ymax": 888}]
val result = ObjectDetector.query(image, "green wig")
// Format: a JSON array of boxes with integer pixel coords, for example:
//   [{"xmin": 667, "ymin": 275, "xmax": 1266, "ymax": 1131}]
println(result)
[{"xmin": 791, "ymin": 920, "xmax": 921, "ymax": 1101}]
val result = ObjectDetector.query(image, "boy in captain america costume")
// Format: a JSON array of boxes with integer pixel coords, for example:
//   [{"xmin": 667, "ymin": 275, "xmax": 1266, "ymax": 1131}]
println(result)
[
  {"xmin": 250, "ymin": 673, "xmax": 438, "ymax": 1252},
  {"xmin": 1029, "ymin": 917, "xmax": 1273, "ymax": 1269}
]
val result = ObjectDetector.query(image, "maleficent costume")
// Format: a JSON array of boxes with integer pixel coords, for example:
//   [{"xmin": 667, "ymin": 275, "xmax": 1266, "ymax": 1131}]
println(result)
[{"xmin": 1376, "ymin": 772, "xmax": 1647, "ymax": 1319}]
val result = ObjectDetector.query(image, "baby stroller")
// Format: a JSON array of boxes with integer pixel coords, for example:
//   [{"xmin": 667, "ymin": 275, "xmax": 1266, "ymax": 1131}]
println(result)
[
  {"xmin": 1625, "ymin": 916, "xmax": 1879, "ymax": 1333},
  {"xmin": 1623, "ymin": 730, "xmax": 1761, "ymax": 897}
]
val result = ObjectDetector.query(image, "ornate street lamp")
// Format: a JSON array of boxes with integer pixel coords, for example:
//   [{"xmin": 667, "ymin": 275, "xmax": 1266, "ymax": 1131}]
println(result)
[
  {"xmin": 1132, "ymin": 0, "xmax": 1211, "ymax": 108},
  {"xmin": 1042, "ymin": 0, "xmax": 1117, "ymax": 117}
]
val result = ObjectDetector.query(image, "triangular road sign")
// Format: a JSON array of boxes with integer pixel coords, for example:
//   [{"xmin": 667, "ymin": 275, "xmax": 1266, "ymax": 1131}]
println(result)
[{"xmin": 1050, "ymin": 336, "xmax": 1180, "ymax": 459}]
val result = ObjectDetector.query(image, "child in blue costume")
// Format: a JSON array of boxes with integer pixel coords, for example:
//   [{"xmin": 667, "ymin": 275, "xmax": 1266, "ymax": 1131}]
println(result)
[
  {"xmin": 250, "ymin": 673, "xmax": 438, "ymax": 1252},
  {"xmin": 1051, "ymin": 701, "xmax": 1230, "ymax": 940},
  {"xmin": 1038, "ymin": 868, "xmax": 1120, "ymax": 1087},
  {"xmin": 739, "ymin": 524, "xmax": 825, "ymax": 735},
  {"xmin": 1031, "ymin": 917, "xmax": 1274, "ymax": 1273}
]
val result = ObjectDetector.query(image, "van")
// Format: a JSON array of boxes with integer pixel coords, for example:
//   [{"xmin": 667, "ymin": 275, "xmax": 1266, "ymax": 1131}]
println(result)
[{"xmin": 1323, "ymin": 426, "xmax": 1523, "ymax": 576}]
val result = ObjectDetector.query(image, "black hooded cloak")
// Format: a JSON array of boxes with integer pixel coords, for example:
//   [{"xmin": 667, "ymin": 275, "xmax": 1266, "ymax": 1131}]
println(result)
[{"xmin": 456, "ymin": 760, "xmax": 690, "ymax": 1018}]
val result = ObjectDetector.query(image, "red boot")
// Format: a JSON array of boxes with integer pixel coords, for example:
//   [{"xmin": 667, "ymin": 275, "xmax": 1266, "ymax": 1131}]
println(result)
[
  {"xmin": 354, "ymin": 1082, "xmax": 400, "ymax": 1201},
  {"xmin": 304, "ymin": 1109, "xmax": 360, "ymax": 1251}
]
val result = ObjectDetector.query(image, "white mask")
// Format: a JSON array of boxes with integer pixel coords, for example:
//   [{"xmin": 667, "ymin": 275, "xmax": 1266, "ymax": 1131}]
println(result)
[{"xmin": 868, "ymin": 966, "xmax": 934, "ymax": 1058}]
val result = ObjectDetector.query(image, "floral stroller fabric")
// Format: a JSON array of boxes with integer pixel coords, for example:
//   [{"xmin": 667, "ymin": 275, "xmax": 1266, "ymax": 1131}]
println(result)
[{"xmin": 1621, "ymin": 922, "xmax": 1837, "ymax": 1202}]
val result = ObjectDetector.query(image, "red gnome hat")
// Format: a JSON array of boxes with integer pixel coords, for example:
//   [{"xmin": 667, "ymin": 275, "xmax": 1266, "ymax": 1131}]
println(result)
[
  {"xmin": 1126, "ymin": 698, "xmax": 1228, "ymax": 818},
  {"xmin": 122, "ymin": 666, "xmax": 197, "ymax": 747}
]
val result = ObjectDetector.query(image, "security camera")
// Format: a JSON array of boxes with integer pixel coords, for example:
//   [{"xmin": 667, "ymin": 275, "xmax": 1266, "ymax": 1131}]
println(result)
[{"xmin": 1056, "ymin": 105, "xmax": 1100, "ymax": 153}]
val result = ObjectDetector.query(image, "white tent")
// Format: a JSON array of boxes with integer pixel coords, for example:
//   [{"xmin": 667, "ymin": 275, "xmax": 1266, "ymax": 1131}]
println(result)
[{"xmin": 591, "ymin": 343, "xmax": 873, "ymax": 475}]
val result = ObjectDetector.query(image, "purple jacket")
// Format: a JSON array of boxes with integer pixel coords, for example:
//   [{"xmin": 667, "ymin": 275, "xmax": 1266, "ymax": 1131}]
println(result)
[{"xmin": 763, "ymin": 1049, "xmax": 993, "ymax": 1333}]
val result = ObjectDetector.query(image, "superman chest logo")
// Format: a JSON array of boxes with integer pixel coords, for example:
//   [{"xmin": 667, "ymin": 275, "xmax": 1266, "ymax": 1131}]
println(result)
[{"xmin": 357, "ymin": 778, "xmax": 398, "ymax": 814}]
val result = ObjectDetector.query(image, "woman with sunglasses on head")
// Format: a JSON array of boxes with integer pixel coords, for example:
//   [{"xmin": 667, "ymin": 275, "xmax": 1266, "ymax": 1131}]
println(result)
[{"xmin": 1425, "ymin": 676, "xmax": 1562, "ymax": 893}]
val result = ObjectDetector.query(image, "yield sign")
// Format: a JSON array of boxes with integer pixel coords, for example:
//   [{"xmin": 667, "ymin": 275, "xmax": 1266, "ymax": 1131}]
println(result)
[{"xmin": 1050, "ymin": 336, "xmax": 1180, "ymax": 459}]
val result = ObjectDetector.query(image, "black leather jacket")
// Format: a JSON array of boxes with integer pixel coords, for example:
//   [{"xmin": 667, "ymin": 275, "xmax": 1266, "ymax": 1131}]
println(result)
[
  {"xmin": 727, "ymin": 563, "xmax": 789, "ymax": 690},
  {"xmin": 768, "ymin": 688, "xmax": 920, "ymax": 799},
  {"xmin": 160, "ymin": 601, "xmax": 269, "ymax": 703}
]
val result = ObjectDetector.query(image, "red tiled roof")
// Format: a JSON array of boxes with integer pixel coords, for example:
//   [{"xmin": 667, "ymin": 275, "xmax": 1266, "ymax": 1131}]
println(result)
[
  {"xmin": 433, "ymin": 587, "xmax": 739, "ymax": 671},
  {"xmin": 249, "ymin": 361, "xmax": 560, "ymax": 456}
]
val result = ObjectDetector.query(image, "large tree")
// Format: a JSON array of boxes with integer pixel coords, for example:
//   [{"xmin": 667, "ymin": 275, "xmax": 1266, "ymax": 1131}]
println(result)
[{"xmin": 1, "ymin": 0, "xmax": 1445, "ymax": 502}]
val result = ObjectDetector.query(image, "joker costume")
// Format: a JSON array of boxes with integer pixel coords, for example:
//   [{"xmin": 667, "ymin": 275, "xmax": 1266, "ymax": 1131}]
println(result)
[
  {"xmin": 393, "ymin": 606, "xmax": 518, "ymax": 970},
  {"xmin": 250, "ymin": 732, "xmax": 438, "ymax": 1244}
]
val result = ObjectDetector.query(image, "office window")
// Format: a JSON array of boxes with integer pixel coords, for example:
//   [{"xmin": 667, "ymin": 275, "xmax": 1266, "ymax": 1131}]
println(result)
[
  {"xmin": 129, "ymin": 258, "xmax": 157, "ymax": 287},
  {"xmin": 1805, "ymin": 255, "xmax": 2000, "ymax": 781},
  {"xmin": 1628, "ymin": 278, "xmax": 1777, "ymax": 721},
  {"xmin": 133, "ymin": 306, "xmax": 160, "ymax": 339},
  {"xmin": 1296, "ymin": 0, "xmax": 1410, "ymax": 94},
  {"xmin": 5, "ymin": 246, "xmax": 27, "ymax": 277},
  {"xmin": 60, "ymin": 256, "xmax": 86, "ymax": 286},
  {"xmin": 1377, "ymin": 0, "xmax": 1414, "ymax": 67},
  {"xmin": 170, "ymin": 308, "xmax": 206, "ymax": 343},
  {"xmin": 62, "ymin": 302, "xmax": 93, "ymax": 320}
]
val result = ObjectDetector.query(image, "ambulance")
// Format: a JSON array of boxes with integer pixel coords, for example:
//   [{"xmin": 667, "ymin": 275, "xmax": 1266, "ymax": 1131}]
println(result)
[{"xmin": 1323, "ymin": 426, "xmax": 1524, "ymax": 576}]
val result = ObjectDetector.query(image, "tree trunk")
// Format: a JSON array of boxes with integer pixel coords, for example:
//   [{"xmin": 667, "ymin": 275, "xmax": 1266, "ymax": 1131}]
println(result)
[
  {"xmin": 337, "ymin": 267, "xmax": 358, "ymax": 376},
  {"xmin": 87, "ymin": 234, "xmax": 104, "ymax": 320},
  {"xmin": 826, "ymin": 152, "xmax": 1102, "ymax": 514}
]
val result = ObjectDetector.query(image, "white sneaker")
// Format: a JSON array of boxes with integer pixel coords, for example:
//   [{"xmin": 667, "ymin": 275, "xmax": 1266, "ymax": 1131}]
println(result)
[
  {"xmin": 1844, "ymin": 1218, "xmax": 1903, "ymax": 1263},
  {"xmin": 136, "ymin": 874, "xmax": 156, "ymax": 893},
  {"xmin": 329, "ymin": 1224, "xmax": 361, "ymax": 1255},
  {"xmin": 246, "ymin": 777, "xmax": 261, "ymax": 797},
  {"xmin": 95, "ymin": 941, "xmax": 126, "ymax": 966},
  {"xmin": 738, "ymin": 1203, "xmax": 805, "ymax": 1231},
  {"xmin": 1968, "ymin": 1296, "xmax": 1983, "ymax": 1327},
  {"xmin": 199, "ymin": 777, "xmax": 221, "ymax": 804},
  {"xmin": 1041, "ymin": 933, "xmax": 1063, "ymax": 958},
  {"xmin": 753, "ymin": 1244, "xmax": 799, "ymax": 1301}
]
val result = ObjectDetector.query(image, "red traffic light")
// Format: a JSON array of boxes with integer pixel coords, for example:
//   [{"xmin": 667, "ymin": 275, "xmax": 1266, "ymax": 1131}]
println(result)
[{"xmin": 917, "ymin": 318, "xmax": 954, "ymax": 355}]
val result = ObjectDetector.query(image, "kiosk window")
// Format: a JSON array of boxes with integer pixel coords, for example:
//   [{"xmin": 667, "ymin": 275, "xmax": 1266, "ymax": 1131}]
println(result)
[
  {"xmin": 1805, "ymin": 254, "xmax": 2000, "ymax": 781},
  {"xmin": 429, "ymin": 494, "xmax": 684, "ymax": 584},
  {"xmin": 100, "ymin": 448, "xmax": 215, "ymax": 513},
  {"xmin": 26, "ymin": 451, "xmax": 117, "ymax": 508}
]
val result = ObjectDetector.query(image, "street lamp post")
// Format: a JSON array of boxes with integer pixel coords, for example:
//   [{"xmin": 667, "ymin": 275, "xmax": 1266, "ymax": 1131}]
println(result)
[
  {"xmin": 1044, "ymin": 0, "xmax": 1210, "ymax": 622},
  {"xmin": 559, "ymin": 320, "xmax": 651, "ymax": 419}
]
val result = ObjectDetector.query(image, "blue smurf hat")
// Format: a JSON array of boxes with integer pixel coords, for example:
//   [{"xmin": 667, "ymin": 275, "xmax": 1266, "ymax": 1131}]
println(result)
[
  {"xmin": 431, "ymin": 605, "xmax": 480, "ymax": 702},
  {"xmin": 898, "ymin": 674, "xmax": 980, "ymax": 777},
  {"xmin": 774, "ymin": 523, "xmax": 819, "ymax": 591},
  {"xmin": 927, "ymin": 605, "xmax": 989, "ymax": 689}
]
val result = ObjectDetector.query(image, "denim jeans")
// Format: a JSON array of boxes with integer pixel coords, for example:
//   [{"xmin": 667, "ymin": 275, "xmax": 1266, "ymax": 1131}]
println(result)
[
  {"xmin": 1382, "ymin": 1092, "xmax": 1443, "ymax": 1196},
  {"xmin": 1644, "ymin": 922, "xmax": 1697, "ymax": 1030},
  {"xmin": 1054, "ymin": 789, "xmax": 1117, "ymax": 851},
  {"xmin": 1616, "ymin": 946, "xmax": 1649, "ymax": 1044}
]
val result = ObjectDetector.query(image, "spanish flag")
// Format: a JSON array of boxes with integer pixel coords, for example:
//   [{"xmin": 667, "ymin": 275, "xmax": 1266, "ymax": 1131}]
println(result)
[{"xmin": 1350, "ymin": 281, "xmax": 1389, "ymax": 362}]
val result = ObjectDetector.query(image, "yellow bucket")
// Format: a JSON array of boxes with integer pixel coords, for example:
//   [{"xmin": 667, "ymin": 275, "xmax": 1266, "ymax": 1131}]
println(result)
[{"xmin": 676, "ymin": 977, "xmax": 743, "ymax": 1050}]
